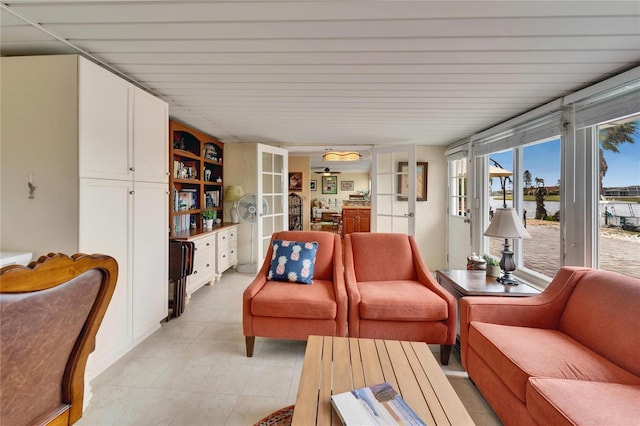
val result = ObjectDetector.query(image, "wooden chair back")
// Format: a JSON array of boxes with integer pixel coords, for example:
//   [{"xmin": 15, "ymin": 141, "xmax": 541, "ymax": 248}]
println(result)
[{"xmin": 1, "ymin": 253, "xmax": 118, "ymax": 426}]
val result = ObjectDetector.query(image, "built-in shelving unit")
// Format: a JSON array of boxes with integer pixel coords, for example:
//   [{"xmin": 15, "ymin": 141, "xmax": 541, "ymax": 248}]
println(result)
[{"xmin": 169, "ymin": 119, "xmax": 224, "ymax": 237}]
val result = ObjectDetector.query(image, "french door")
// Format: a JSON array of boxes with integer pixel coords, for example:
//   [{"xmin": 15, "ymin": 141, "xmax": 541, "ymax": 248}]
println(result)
[
  {"xmin": 257, "ymin": 144, "xmax": 288, "ymax": 264},
  {"xmin": 371, "ymin": 144, "xmax": 417, "ymax": 235}
]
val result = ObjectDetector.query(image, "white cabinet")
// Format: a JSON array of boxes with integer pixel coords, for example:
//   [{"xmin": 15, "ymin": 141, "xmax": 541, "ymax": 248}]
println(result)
[
  {"xmin": 216, "ymin": 225, "xmax": 238, "ymax": 279},
  {"xmin": 131, "ymin": 181, "xmax": 169, "ymax": 341},
  {"xmin": 0, "ymin": 54, "xmax": 169, "ymax": 380},
  {"xmin": 79, "ymin": 59, "xmax": 132, "ymax": 181},
  {"xmin": 187, "ymin": 233, "xmax": 216, "ymax": 296}
]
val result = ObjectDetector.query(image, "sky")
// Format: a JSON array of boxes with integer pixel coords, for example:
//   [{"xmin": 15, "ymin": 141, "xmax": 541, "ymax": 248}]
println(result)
[{"xmin": 489, "ymin": 123, "xmax": 640, "ymax": 191}]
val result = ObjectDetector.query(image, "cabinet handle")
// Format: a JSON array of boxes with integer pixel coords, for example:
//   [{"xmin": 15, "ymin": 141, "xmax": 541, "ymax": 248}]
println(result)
[
  {"xmin": 222, "ymin": 254, "xmax": 226, "ymax": 258},
  {"xmin": 129, "ymin": 167, "xmax": 135, "ymax": 171},
  {"xmin": 129, "ymin": 190, "xmax": 135, "ymax": 195},
  {"xmin": 222, "ymin": 236, "xmax": 226, "ymax": 240},
  {"xmin": 206, "ymin": 242, "xmax": 211, "ymax": 246},
  {"xmin": 193, "ymin": 270, "xmax": 197, "ymax": 274},
  {"xmin": 206, "ymin": 263, "xmax": 210, "ymax": 267}
]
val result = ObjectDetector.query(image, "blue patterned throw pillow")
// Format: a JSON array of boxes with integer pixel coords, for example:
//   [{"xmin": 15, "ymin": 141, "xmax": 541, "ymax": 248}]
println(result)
[{"xmin": 268, "ymin": 240, "xmax": 318, "ymax": 284}]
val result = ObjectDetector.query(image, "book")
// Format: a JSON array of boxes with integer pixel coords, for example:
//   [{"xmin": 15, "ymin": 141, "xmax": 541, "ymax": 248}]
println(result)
[{"xmin": 331, "ymin": 382, "xmax": 426, "ymax": 426}]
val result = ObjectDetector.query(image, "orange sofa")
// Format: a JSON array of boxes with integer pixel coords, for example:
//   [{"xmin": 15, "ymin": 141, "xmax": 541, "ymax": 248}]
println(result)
[{"xmin": 460, "ymin": 267, "xmax": 640, "ymax": 426}]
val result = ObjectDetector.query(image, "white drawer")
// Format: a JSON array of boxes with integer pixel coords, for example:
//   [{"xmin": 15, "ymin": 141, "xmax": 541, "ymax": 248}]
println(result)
[
  {"xmin": 217, "ymin": 227, "xmax": 237, "ymax": 246},
  {"xmin": 218, "ymin": 246, "xmax": 237, "ymax": 272},
  {"xmin": 193, "ymin": 234, "xmax": 215, "ymax": 252}
]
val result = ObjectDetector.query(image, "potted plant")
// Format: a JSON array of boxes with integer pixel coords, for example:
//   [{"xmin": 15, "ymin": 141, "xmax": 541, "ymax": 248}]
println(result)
[
  {"xmin": 202, "ymin": 209, "xmax": 216, "ymax": 229},
  {"xmin": 484, "ymin": 254, "xmax": 501, "ymax": 277}
]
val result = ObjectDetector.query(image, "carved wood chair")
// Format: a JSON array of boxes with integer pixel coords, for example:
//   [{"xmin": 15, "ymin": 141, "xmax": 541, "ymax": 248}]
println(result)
[{"xmin": 1, "ymin": 253, "xmax": 118, "ymax": 426}]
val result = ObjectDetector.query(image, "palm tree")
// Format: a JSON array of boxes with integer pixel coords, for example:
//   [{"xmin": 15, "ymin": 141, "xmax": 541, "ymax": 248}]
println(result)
[
  {"xmin": 523, "ymin": 170, "xmax": 532, "ymax": 195},
  {"xmin": 599, "ymin": 121, "xmax": 637, "ymax": 195}
]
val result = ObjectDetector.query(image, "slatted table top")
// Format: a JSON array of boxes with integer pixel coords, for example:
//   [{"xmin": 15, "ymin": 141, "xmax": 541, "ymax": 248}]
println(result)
[{"xmin": 292, "ymin": 335, "xmax": 475, "ymax": 425}]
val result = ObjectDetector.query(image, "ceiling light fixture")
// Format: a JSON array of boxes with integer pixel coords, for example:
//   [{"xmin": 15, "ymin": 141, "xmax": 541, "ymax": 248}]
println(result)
[{"xmin": 322, "ymin": 151, "xmax": 362, "ymax": 162}]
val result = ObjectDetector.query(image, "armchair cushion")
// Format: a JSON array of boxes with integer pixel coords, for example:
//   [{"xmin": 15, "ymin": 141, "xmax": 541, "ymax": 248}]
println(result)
[
  {"xmin": 251, "ymin": 279, "xmax": 336, "ymax": 319},
  {"xmin": 267, "ymin": 240, "xmax": 318, "ymax": 284},
  {"xmin": 358, "ymin": 280, "xmax": 448, "ymax": 321}
]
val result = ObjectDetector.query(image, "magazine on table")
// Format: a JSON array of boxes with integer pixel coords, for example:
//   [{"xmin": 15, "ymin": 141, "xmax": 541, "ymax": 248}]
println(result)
[{"xmin": 331, "ymin": 382, "xmax": 426, "ymax": 425}]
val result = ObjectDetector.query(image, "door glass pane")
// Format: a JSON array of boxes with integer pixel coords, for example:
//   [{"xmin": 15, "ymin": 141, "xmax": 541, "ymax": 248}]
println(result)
[
  {"xmin": 263, "ymin": 174, "xmax": 273, "ymax": 194},
  {"xmin": 598, "ymin": 116, "xmax": 640, "ymax": 278},
  {"xmin": 274, "ymin": 215, "xmax": 284, "ymax": 231},
  {"xmin": 274, "ymin": 154, "xmax": 283, "ymax": 172},
  {"xmin": 449, "ymin": 158, "xmax": 467, "ymax": 217},
  {"xmin": 273, "ymin": 195, "xmax": 283, "ymax": 215},
  {"xmin": 262, "ymin": 216, "xmax": 274, "ymax": 238},
  {"xmin": 273, "ymin": 172, "xmax": 283, "ymax": 193},
  {"xmin": 262, "ymin": 152, "xmax": 273, "ymax": 172}
]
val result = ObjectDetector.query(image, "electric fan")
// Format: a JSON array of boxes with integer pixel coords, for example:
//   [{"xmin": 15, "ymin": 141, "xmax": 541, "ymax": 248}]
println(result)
[{"xmin": 235, "ymin": 193, "xmax": 269, "ymax": 274}]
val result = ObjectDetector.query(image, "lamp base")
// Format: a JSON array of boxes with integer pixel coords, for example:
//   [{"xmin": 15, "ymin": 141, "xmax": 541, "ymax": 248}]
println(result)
[
  {"xmin": 496, "ymin": 274, "xmax": 521, "ymax": 286},
  {"xmin": 230, "ymin": 202, "xmax": 239, "ymax": 224}
]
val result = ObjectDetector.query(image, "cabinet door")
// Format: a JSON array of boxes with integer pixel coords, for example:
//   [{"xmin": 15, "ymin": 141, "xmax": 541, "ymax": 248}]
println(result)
[
  {"xmin": 358, "ymin": 210, "xmax": 371, "ymax": 232},
  {"xmin": 132, "ymin": 181, "xmax": 168, "ymax": 340},
  {"xmin": 79, "ymin": 58, "xmax": 132, "ymax": 180},
  {"xmin": 343, "ymin": 210, "xmax": 357, "ymax": 236},
  {"xmin": 133, "ymin": 88, "xmax": 169, "ymax": 183},
  {"xmin": 79, "ymin": 178, "xmax": 133, "ymax": 374}
]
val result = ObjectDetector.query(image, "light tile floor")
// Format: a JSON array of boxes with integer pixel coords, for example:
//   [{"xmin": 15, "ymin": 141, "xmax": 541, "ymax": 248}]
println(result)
[{"xmin": 79, "ymin": 271, "xmax": 501, "ymax": 426}]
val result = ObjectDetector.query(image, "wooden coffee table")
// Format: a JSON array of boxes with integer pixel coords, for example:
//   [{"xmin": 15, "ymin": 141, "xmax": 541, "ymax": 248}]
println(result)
[{"xmin": 292, "ymin": 335, "xmax": 474, "ymax": 425}]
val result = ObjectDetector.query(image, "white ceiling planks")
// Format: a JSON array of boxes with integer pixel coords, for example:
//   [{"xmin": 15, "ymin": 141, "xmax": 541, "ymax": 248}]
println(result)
[{"xmin": 1, "ymin": 0, "xmax": 639, "ymax": 150}]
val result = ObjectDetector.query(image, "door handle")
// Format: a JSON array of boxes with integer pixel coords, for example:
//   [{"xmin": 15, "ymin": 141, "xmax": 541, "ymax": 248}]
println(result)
[{"xmin": 404, "ymin": 212, "xmax": 414, "ymax": 217}]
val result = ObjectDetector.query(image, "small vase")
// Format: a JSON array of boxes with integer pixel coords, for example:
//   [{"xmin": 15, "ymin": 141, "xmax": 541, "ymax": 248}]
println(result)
[
  {"xmin": 205, "ymin": 219, "xmax": 214, "ymax": 229},
  {"xmin": 486, "ymin": 264, "xmax": 501, "ymax": 277}
]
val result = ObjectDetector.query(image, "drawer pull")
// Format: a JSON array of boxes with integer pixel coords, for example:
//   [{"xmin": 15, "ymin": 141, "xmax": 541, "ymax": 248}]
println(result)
[
  {"xmin": 222, "ymin": 236, "xmax": 226, "ymax": 240},
  {"xmin": 206, "ymin": 263, "xmax": 210, "ymax": 267},
  {"xmin": 193, "ymin": 270, "xmax": 197, "ymax": 274},
  {"xmin": 222, "ymin": 255, "xmax": 226, "ymax": 259},
  {"xmin": 206, "ymin": 242, "xmax": 211, "ymax": 246}
]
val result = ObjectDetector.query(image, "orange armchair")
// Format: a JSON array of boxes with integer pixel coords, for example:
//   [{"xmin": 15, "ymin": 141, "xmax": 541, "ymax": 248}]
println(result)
[
  {"xmin": 243, "ymin": 231, "xmax": 347, "ymax": 356},
  {"xmin": 344, "ymin": 233, "xmax": 457, "ymax": 364}
]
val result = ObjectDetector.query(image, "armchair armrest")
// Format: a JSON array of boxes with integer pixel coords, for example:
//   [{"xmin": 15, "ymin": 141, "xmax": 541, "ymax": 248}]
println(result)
[
  {"xmin": 331, "ymin": 234, "xmax": 348, "ymax": 336},
  {"xmin": 410, "ymin": 237, "xmax": 457, "ymax": 344},
  {"xmin": 459, "ymin": 266, "xmax": 591, "ymax": 368},
  {"xmin": 242, "ymin": 242, "xmax": 275, "ymax": 335}
]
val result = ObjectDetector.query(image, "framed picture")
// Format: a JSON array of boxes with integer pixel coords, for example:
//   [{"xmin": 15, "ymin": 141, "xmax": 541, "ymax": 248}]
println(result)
[
  {"xmin": 310, "ymin": 180, "xmax": 317, "ymax": 191},
  {"xmin": 322, "ymin": 175, "xmax": 338, "ymax": 194},
  {"xmin": 397, "ymin": 162, "xmax": 428, "ymax": 201},
  {"xmin": 289, "ymin": 172, "xmax": 302, "ymax": 191},
  {"xmin": 341, "ymin": 180, "xmax": 354, "ymax": 191}
]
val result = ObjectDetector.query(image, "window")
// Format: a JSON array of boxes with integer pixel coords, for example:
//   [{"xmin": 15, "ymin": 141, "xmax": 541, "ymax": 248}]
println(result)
[
  {"xmin": 597, "ymin": 116, "xmax": 640, "ymax": 278},
  {"xmin": 485, "ymin": 138, "xmax": 561, "ymax": 280}
]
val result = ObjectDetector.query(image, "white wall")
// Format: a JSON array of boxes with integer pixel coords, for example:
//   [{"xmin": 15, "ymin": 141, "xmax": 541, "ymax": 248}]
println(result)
[
  {"xmin": 414, "ymin": 145, "xmax": 448, "ymax": 271},
  {"xmin": 223, "ymin": 143, "xmax": 257, "ymax": 265}
]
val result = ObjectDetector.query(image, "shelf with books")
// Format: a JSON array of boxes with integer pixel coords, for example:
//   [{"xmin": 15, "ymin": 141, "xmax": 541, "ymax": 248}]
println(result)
[{"xmin": 169, "ymin": 119, "xmax": 224, "ymax": 237}]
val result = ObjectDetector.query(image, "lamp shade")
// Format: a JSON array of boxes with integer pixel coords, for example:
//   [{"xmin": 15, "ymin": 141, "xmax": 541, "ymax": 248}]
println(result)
[
  {"xmin": 224, "ymin": 185, "xmax": 245, "ymax": 202},
  {"xmin": 484, "ymin": 208, "xmax": 531, "ymax": 239}
]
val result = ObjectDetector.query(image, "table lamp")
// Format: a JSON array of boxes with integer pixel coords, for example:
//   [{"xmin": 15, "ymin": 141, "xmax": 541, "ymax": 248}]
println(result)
[
  {"xmin": 484, "ymin": 208, "xmax": 531, "ymax": 285},
  {"xmin": 224, "ymin": 185, "xmax": 245, "ymax": 224}
]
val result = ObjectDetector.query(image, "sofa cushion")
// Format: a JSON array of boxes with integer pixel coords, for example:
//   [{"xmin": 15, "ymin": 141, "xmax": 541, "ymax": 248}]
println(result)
[
  {"xmin": 268, "ymin": 240, "xmax": 318, "ymax": 284},
  {"xmin": 358, "ymin": 280, "xmax": 448, "ymax": 321},
  {"xmin": 527, "ymin": 378, "xmax": 640, "ymax": 426},
  {"xmin": 558, "ymin": 269, "xmax": 640, "ymax": 377},
  {"xmin": 251, "ymin": 279, "xmax": 336, "ymax": 319},
  {"xmin": 468, "ymin": 322, "xmax": 640, "ymax": 402}
]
